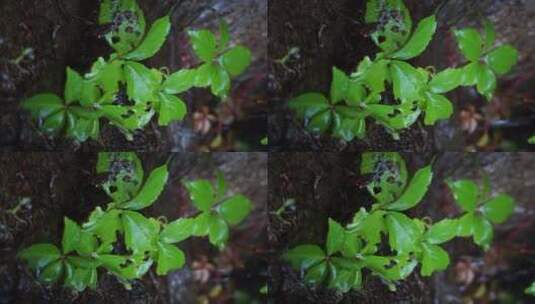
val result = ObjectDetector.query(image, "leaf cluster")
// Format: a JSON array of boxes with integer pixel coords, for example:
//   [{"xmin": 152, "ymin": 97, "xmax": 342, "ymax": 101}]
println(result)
[
  {"xmin": 284, "ymin": 152, "xmax": 516, "ymax": 293},
  {"xmin": 19, "ymin": 152, "xmax": 252, "ymax": 291},
  {"xmin": 22, "ymin": 0, "xmax": 251, "ymax": 143},
  {"xmin": 288, "ymin": 0, "xmax": 518, "ymax": 141}
]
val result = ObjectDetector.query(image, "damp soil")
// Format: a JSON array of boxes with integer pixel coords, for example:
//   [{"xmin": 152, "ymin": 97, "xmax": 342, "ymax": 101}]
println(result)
[
  {"xmin": 0, "ymin": 152, "xmax": 268, "ymax": 303},
  {"xmin": 267, "ymin": 152, "xmax": 535, "ymax": 303},
  {"xmin": 0, "ymin": 0, "xmax": 267, "ymax": 152},
  {"xmin": 268, "ymin": 0, "xmax": 535, "ymax": 152}
]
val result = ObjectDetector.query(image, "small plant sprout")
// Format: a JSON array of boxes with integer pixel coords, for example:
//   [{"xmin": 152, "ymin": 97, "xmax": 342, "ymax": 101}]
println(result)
[
  {"xmin": 284, "ymin": 152, "xmax": 516, "ymax": 293},
  {"xmin": 288, "ymin": 0, "xmax": 518, "ymax": 141},
  {"xmin": 21, "ymin": 0, "xmax": 252, "ymax": 143},
  {"xmin": 18, "ymin": 152, "xmax": 252, "ymax": 291}
]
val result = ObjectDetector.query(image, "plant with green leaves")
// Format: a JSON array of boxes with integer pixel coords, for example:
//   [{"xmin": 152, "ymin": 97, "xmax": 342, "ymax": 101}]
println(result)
[
  {"xmin": 288, "ymin": 0, "xmax": 518, "ymax": 141},
  {"xmin": 526, "ymin": 281, "xmax": 535, "ymax": 296},
  {"xmin": 284, "ymin": 152, "xmax": 516, "ymax": 293},
  {"xmin": 18, "ymin": 152, "xmax": 252, "ymax": 291},
  {"xmin": 528, "ymin": 134, "xmax": 535, "ymax": 144},
  {"xmin": 22, "ymin": 0, "xmax": 251, "ymax": 143}
]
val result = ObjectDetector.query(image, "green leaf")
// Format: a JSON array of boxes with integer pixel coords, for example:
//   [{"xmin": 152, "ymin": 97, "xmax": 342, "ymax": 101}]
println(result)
[
  {"xmin": 156, "ymin": 242, "xmax": 185, "ymax": 275},
  {"xmin": 188, "ymin": 29, "xmax": 217, "ymax": 63},
  {"xmin": 341, "ymin": 231, "xmax": 362, "ymax": 258},
  {"xmin": 39, "ymin": 259, "xmax": 64, "ymax": 284},
  {"xmin": 65, "ymin": 114, "xmax": 100, "ymax": 142},
  {"xmin": 64, "ymin": 67, "xmax": 83, "ymax": 103},
  {"xmin": 423, "ymin": 92, "xmax": 453, "ymax": 125},
  {"xmin": 217, "ymin": 194, "xmax": 252, "ymax": 226},
  {"xmin": 391, "ymin": 15, "xmax": 437, "ymax": 60},
  {"xmin": 529, "ymin": 134, "xmax": 535, "ymax": 144},
  {"xmin": 288, "ymin": 93, "xmax": 330, "ymax": 120},
  {"xmin": 209, "ymin": 65, "xmax": 231, "ymax": 97},
  {"xmin": 424, "ymin": 218, "xmax": 458, "ymax": 244},
  {"xmin": 454, "ymin": 28, "xmax": 482, "ymax": 62},
  {"xmin": 42, "ymin": 110, "xmax": 66, "ymax": 135},
  {"xmin": 461, "ymin": 62, "xmax": 479, "ymax": 86},
  {"xmin": 307, "ymin": 110, "xmax": 332, "ymax": 133},
  {"xmin": 62, "ymin": 217, "xmax": 81, "ymax": 254},
  {"xmin": 18, "ymin": 243, "xmax": 61, "ymax": 271},
  {"xmin": 218, "ymin": 19, "xmax": 230, "ymax": 50},
  {"xmin": 184, "ymin": 179, "xmax": 215, "ymax": 212},
  {"xmin": 457, "ymin": 212, "xmax": 476, "ymax": 237},
  {"xmin": 386, "ymin": 165, "xmax": 433, "ymax": 211},
  {"xmin": 95, "ymin": 59, "xmax": 124, "ymax": 94},
  {"xmin": 194, "ymin": 63, "xmax": 216, "ymax": 87},
  {"xmin": 420, "ymin": 243, "xmax": 449, "ymax": 276},
  {"xmin": 121, "ymin": 164, "xmax": 168, "ymax": 210},
  {"xmin": 304, "ymin": 261, "xmax": 328, "ymax": 285},
  {"xmin": 75, "ymin": 230, "xmax": 98, "ymax": 256},
  {"xmin": 485, "ymin": 45, "xmax": 518, "ymax": 76},
  {"xmin": 473, "ymin": 215, "xmax": 493, "ymax": 250},
  {"xmin": 208, "ymin": 215, "xmax": 229, "ymax": 247},
  {"xmin": 385, "ymin": 212, "xmax": 420, "ymax": 254},
  {"xmin": 220, "ymin": 46, "xmax": 251, "ymax": 76},
  {"xmin": 361, "ymin": 211, "xmax": 386, "ymax": 246},
  {"xmin": 22, "ymin": 93, "xmax": 64, "ymax": 118},
  {"xmin": 330, "ymin": 67, "xmax": 350, "ymax": 104},
  {"xmin": 122, "ymin": 211, "xmax": 160, "ymax": 254},
  {"xmin": 428, "ymin": 68, "xmax": 463, "ymax": 94},
  {"xmin": 191, "ymin": 212, "xmax": 211, "ymax": 236},
  {"xmin": 124, "ymin": 61, "xmax": 160, "ymax": 103},
  {"xmin": 284, "ymin": 245, "xmax": 326, "ymax": 270},
  {"xmin": 69, "ymin": 266, "xmax": 98, "ymax": 291},
  {"xmin": 125, "ymin": 15, "xmax": 171, "ymax": 61},
  {"xmin": 390, "ymin": 60, "xmax": 426, "ymax": 103},
  {"xmin": 345, "ymin": 81, "xmax": 366, "ymax": 106},
  {"xmin": 359, "ymin": 58, "xmax": 389, "ymax": 93},
  {"xmin": 482, "ymin": 194, "xmax": 515, "ymax": 224},
  {"xmin": 157, "ymin": 93, "xmax": 187, "ymax": 126},
  {"xmin": 215, "ymin": 171, "xmax": 227, "ymax": 200},
  {"xmin": 475, "ymin": 64, "xmax": 497, "ymax": 100},
  {"xmin": 525, "ymin": 281, "xmax": 535, "ymax": 296},
  {"xmin": 361, "ymin": 152, "xmax": 408, "ymax": 204},
  {"xmin": 160, "ymin": 218, "xmax": 195, "ymax": 243},
  {"xmin": 447, "ymin": 180, "xmax": 479, "ymax": 212},
  {"xmin": 328, "ymin": 263, "xmax": 361, "ymax": 292},
  {"xmin": 332, "ymin": 117, "xmax": 366, "ymax": 142},
  {"xmin": 162, "ymin": 69, "xmax": 196, "ymax": 94},
  {"xmin": 96, "ymin": 152, "xmax": 144, "ymax": 203},
  {"xmin": 368, "ymin": 0, "xmax": 412, "ymax": 54},
  {"xmin": 326, "ymin": 218, "xmax": 345, "ymax": 255},
  {"xmin": 102, "ymin": 0, "xmax": 146, "ymax": 55},
  {"xmin": 483, "ymin": 19, "xmax": 496, "ymax": 49},
  {"xmin": 84, "ymin": 208, "xmax": 122, "ymax": 245}
]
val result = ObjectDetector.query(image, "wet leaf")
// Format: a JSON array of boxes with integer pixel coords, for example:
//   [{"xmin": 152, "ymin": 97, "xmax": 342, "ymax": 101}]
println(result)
[
  {"xmin": 387, "ymin": 165, "xmax": 433, "ymax": 211},
  {"xmin": 162, "ymin": 69, "xmax": 196, "ymax": 94},
  {"xmin": 284, "ymin": 245, "xmax": 326, "ymax": 270},
  {"xmin": 160, "ymin": 218, "xmax": 195, "ymax": 244},
  {"xmin": 447, "ymin": 179, "xmax": 479, "ymax": 212},
  {"xmin": 326, "ymin": 218, "xmax": 345, "ymax": 255},
  {"xmin": 64, "ymin": 67, "xmax": 83, "ymax": 104},
  {"xmin": 121, "ymin": 164, "xmax": 168, "ymax": 210},
  {"xmin": 288, "ymin": 93, "xmax": 330, "ymax": 120},
  {"xmin": 125, "ymin": 15, "xmax": 171, "ymax": 61},
  {"xmin": 220, "ymin": 46, "xmax": 251, "ymax": 76},
  {"xmin": 454, "ymin": 28, "xmax": 482, "ymax": 62},
  {"xmin": 18, "ymin": 244, "xmax": 61, "ymax": 271},
  {"xmin": 184, "ymin": 180, "xmax": 215, "ymax": 212},
  {"xmin": 188, "ymin": 29, "xmax": 217, "ymax": 63},
  {"xmin": 304, "ymin": 261, "xmax": 328, "ymax": 285},
  {"xmin": 156, "ymin": 242, "xmax": 185, "ymax": 275},
  {"xmin": 482, "ymin": 194, "xmax": 515, "ymax": 224},
  {"xmin": 420, "ymin": 243, "xmax": 449, "ymax": 276},
  {"xmin": 217, "ymin": 194, "xmax": 252, "ymax": 226},
  {"xmin": 62, "ymin": 217, "xmax": 81, "ymax": 254},
  {"xmin": 424, "ymin": 218, "xmax": 458, "ymax": 244},
  {"xmin": 122, "ymin": 211, "xmax": 160, "ymax": 254},
  {"xmin": 307, "ymin": 110, "xmax": 332, "ymax": 133},
  {"xmin": 39, "ymin": 260, "xmax": 64, "ymax": 284},
  {"xmin": 485, "ymin": 45, "xmax": 518, "ymax": 76},
  {"xmin": 157, "ymin": 93, "xmax": 187, "ymax": 126},
  {"xmin": 392, "ymin": 15, "xmax": 437, "ymax": 60}
]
